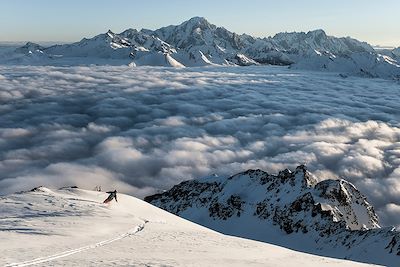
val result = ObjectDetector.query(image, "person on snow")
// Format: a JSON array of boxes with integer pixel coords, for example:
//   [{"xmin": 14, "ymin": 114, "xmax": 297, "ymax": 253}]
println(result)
[{"xmin": 103, "ymin": 190, "xmax": 118, "ymax": 203}]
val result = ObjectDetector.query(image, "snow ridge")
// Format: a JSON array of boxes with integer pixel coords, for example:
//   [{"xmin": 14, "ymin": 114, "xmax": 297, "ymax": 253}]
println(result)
[{"xmin": 145, "ymin": 165, "xmax": 400, "ymax": 266}]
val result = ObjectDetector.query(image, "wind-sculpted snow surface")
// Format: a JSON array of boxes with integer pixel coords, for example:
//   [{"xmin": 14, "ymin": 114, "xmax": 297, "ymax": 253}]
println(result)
[
  {"xmin": 0, "ymin": 65, "xmax": 399, "ymax": 230},
  {"xmin": 146, "ymin": 165, "xmax": 400, "ymax": 266}
]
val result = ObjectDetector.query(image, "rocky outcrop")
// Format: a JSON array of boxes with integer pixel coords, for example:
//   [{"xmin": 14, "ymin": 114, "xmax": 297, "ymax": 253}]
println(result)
[{"xmin": 145, "ymin": 165, "xmax": 399, "ymax": 266}]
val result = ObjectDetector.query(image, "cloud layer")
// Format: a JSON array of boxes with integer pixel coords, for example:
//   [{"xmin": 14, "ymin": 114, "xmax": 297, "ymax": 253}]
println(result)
[{"xmin": 0, "ymin": 65, "xmax": 399, "ymax": 227}]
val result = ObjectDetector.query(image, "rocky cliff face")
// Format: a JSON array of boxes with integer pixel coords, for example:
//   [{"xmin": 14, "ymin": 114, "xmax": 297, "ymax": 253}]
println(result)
[{"xmin": 145, "ymin": 165, "xmax": 399, "ymax": 266}]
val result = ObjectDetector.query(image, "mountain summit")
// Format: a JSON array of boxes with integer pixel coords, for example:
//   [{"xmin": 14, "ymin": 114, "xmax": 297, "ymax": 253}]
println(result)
[{"xmin": 145, "ymin": 165, "xmax": 400, "ymax": 266}]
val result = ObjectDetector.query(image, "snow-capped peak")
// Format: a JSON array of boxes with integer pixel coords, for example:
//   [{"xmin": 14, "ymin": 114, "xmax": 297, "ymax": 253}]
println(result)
[
  {"xmin": 106, "ymin": 29, "xmax": 115, "ymax": 38},
  {"xmin": 182, "ymin": 16, "xmax": 212, "ymax": 28},
  {"xmin": 307, "ymin": 29, "xmax": 327, "ymax": 37},
  {"xmin": 15, "ymin": 42, "xmax": 45, "ymax": 54}
]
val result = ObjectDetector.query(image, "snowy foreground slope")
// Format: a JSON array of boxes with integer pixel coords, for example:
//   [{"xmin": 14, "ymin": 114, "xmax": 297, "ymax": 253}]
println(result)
[
  {"xmin": 0, "ymin": 187, "xmax": 378, "ymax": 267},
  {"xmin": 2, "ymin": 17, "xmax": 399, "ymax": 79},
  {"xmin": 146, "ymin": 165, "xmax": 400, "ymax": 266}
]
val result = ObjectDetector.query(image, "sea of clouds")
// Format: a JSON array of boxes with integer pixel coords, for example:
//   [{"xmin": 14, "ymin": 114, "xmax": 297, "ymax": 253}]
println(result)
[{"xmin": 0, "ymin": 65, "xmax": 399, "ymax": 227}]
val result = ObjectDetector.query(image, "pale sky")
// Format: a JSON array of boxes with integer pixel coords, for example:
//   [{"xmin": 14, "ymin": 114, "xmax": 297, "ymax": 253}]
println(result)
[{"xmin": 0, "ymin": 0, "xmax": 399, "ymax": 47}]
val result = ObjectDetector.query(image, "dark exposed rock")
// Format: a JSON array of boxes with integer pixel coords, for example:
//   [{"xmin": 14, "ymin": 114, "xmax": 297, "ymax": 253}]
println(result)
[{"xmin": 208, "ymin": 195, "xmax": 243, "ymax": 220}]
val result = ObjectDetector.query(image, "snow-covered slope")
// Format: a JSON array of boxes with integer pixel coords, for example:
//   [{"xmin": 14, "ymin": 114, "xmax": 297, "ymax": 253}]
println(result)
[
  {"xmin": 0, "ymin": 187, "xmax": 376, "ymax": 266},
  {"xmin": 5, "ymin": 17, "xmax": 400, "ymax": 79},
  {"xmin": 146, "ymin": 165, "xmax": 400, "ymax": 267}
]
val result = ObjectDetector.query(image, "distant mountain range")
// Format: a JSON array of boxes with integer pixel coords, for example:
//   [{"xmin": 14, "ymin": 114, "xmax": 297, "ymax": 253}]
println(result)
[
  {"xmin": 3, "ymin": 17, "xmax": 400, "ymax": 79},
  {"xmin": 146, "ymin": 165, "xmax": 400, "ymax": 266}
]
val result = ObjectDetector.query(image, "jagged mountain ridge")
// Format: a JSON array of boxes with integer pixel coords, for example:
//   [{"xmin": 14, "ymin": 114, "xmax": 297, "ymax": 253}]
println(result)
[
  {"xmin": 8, "ymin": 17, "xmax": 400, "ymax": 78},
  {"xmin": 145, "ymin": 165, "xmax": 400, "ymax": 266}
]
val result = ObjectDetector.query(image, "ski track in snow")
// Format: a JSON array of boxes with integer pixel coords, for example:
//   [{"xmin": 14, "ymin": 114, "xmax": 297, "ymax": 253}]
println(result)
[{"xmin": 5, "ymin": 222, "xmax": 147, "ymax": 267}]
